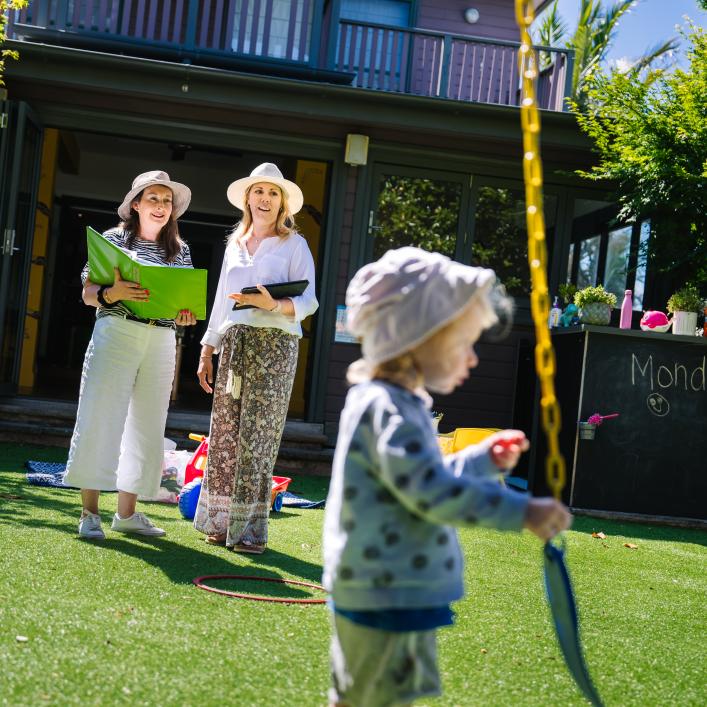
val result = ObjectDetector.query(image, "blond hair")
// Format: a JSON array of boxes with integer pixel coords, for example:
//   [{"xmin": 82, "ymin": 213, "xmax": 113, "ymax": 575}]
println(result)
[{"xmin": 228, "ymin": 183, "xmax": 297, "ymax": 246}]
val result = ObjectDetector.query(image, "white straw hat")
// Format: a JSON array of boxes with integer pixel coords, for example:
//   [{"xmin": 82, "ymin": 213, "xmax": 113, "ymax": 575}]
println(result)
[
  {"xmin": 118, "ymin": 170, "xmax": 191, "ymax": 220},
  {"xmin": 345, "ymin": 247, "xmax": 497, "ymax": 366},
  {"xmin": 226, "ymin": 163, "xmax": 304, "ymax": 214}
]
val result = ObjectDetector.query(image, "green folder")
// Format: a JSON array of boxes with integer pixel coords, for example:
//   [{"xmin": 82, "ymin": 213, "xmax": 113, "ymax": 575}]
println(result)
[{"xmin": 86, "ymin": 226, "xmax": 208, "ymax": 320}]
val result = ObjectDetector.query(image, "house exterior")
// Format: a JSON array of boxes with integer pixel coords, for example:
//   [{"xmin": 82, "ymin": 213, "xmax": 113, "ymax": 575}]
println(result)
[{"xmin": 0, "ymin": 0, "xmax": 652, "ymax": 464}]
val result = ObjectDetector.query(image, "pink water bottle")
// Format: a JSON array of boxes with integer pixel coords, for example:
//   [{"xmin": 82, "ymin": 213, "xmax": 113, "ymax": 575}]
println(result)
[{"xmin": 619, "ymin": 289, "xmax": 633, "ymax": 329}]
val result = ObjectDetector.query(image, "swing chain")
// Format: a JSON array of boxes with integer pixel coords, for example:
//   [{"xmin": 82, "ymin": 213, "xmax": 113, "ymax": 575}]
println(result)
[{"xmin": 515, "ymin": 1, "xmax": 566, "ymax": 501}]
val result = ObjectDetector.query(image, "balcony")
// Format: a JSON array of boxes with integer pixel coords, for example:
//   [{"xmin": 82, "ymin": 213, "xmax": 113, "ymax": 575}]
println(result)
[{"xmin": 6, "ymin": 0, "xmax": 573, "ymax": 112}]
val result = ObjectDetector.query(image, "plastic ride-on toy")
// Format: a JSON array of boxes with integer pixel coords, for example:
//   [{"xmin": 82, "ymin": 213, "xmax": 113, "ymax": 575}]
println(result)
[{"xmin": 178, "ymin": 433, "xmax": 292, "ymax": 519}]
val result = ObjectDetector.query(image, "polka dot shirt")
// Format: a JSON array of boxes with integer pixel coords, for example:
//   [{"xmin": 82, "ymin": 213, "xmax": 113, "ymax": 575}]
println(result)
[{"xmin": 323, "ymin": 380, "xmax": 529, "ymax": 611}]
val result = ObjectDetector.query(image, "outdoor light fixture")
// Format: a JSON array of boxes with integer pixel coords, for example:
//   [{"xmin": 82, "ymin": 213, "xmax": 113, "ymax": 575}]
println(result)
[
  {"xmin": 464, "ymin": 8, "xmax": 480, "ymax": 24},
  {"xmin": 344, "ymin": 134, "xmax": 369, "ymax": 166}
]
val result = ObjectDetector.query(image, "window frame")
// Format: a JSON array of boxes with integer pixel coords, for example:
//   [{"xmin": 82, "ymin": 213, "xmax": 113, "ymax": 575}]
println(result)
[
  {"xmin": 466, "ymin": 176, "xmax": 565, "ymax": 319},
  {"xmin": 567, "ymin": 196, "xmax": 650, "ymax": 310}
]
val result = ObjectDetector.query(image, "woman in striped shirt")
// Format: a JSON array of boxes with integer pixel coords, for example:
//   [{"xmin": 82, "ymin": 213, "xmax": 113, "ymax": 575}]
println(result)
[{"xmin": 64, "ymin": 171, "xmax": 197, "ymax": 540}]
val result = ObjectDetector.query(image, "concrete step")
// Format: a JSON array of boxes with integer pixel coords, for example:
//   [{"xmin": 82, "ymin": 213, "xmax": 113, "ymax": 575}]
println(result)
[{"xmin": 0, "ymin": 396, "xmax": 333, "ymax": 475}]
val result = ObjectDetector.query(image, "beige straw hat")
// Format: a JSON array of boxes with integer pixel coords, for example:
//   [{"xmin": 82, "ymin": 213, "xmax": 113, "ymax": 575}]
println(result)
[
  {"xmin": 226, "ymin": 163, "xmax": 304, "ymax": 214},
  {"xmin": 118, "ymin": 170, "xmax": 191, "ymax": 220}
]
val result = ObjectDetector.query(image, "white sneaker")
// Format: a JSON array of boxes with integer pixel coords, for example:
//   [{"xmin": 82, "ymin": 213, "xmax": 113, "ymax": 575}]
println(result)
[
  {"xmin": 78, "ymin": 512, "xmax": 105, "ymax": 540},
  {"xmin": 111, "ymin": 512, "xmax": 166, "ymax": 537}
]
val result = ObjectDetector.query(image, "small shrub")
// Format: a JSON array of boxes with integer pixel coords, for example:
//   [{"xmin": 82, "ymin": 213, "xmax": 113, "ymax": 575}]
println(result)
[
  {"xmin": 667, "ymin": 285, "xmax": 704, "ymax": 314},
  {"xmin": 558, "ymin": 283, "xmax": 577, "ymax": 305},
  {"xmin": 574, "ymin": 285, "xmax": 617, "ymax": 309}
]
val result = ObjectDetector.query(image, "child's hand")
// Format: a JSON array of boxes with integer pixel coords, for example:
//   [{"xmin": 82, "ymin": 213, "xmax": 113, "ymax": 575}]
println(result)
[
  {"xmin": 487, "ymin": 430, "xmax": 529, "ymax": 471},
  {"xmin": 524, "ymin": 498, "xmax": 572, "ymax": 541}
]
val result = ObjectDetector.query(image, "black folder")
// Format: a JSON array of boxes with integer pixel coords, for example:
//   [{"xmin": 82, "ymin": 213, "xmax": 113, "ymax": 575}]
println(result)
[{"xmin": 232, "ymin": 279, "xmax": 309, "ymax": 310}]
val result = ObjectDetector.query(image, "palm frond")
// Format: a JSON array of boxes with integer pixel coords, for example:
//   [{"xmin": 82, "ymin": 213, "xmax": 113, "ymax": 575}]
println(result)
[{"xmin": 630, "ymin": 37, "xmax": 680, "ymax": 73}]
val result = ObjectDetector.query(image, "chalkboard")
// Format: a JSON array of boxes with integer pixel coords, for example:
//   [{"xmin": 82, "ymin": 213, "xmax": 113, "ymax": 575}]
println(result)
[{"xmin": 531, "ymin": 327, "xmax": 706, "ymax": 520}]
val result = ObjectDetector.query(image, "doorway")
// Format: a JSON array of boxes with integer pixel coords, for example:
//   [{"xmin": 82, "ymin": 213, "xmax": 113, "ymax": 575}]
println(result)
[
  {"xmin": 0, "ymin": 101, "xmax": 43, "ymax": 395},
  {"xmin": 5, "ymin": 126, "xmax": 329, "ymax": 419}
]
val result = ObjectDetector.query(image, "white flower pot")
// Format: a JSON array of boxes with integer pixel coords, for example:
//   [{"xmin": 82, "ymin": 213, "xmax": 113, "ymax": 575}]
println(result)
[{"xmin": 672, "ymin": 311, "xmax": 698, "ymax": 336}]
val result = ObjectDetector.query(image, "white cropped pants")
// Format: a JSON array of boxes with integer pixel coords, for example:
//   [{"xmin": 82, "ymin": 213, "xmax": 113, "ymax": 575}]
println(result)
[{"xmin": 64, "ymin": 316, "xmax": 176, "ymax": 498}]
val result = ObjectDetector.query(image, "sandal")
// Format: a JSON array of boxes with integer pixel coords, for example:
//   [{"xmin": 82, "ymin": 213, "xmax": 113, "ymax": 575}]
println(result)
[
  {"xmin": 206, "ymin": 534, "xmax": 227, "ymax": 545},
  {"xmin": 230, "ymin": 542, "xmax": 266, "ymax": 554}
]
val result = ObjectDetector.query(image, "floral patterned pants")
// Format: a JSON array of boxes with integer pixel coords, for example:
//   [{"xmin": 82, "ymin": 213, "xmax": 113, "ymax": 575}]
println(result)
[{"xmin": 193, "ymin": 324, "xmax": 299, "ymax": 547}]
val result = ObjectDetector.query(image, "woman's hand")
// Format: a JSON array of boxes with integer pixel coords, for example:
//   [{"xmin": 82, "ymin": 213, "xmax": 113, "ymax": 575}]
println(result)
[
  {"xmin": 175, "ymin": 310, "xmax": 197, "ymax": 326},
  {"xmin": 486, "ymin": 429, "xmax": 529, "ymax": 471},
  {"xmin": 197, "ymin": 350, "xmax": 214, "ymax": 394},
  {"xmin": 228, "ymin": 284, "xmax": 276, "ymax": 311},
  {"xmin": 524, "ymin": 498, "xmax": 573, "ymax": 541},
  {"xmin": 107, "ymin": 267, "xmax": 149, "ymax": 303}
]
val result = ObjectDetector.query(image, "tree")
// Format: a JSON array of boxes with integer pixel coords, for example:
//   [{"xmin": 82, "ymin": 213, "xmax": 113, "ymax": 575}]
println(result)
[
  {"xmin": 534, "ymin": 0, "xmax": 678, "ymax": 102},
  {"xmin": 0, "ymin": 1, "xmax": 30, "ymax": 89},
  {"xmin": 570, "ymin": 24, "xmax": 707, "ymax": 288}
]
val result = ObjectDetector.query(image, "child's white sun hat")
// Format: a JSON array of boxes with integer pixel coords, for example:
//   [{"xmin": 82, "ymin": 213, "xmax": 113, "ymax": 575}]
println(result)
[{"xmin": 345, "ymin": 247, "xmax": 497, "ymax": 366}]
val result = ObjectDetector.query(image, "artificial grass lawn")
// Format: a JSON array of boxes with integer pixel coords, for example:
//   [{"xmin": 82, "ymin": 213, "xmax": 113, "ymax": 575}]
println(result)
[{"xmin": 0, "ymin": 441, "xmax": 705, "ymax": 707}]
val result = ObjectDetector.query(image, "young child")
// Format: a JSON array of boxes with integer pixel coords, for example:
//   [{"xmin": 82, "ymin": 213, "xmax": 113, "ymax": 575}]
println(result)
[{"xmin": 323, "ymin": 247, "xmax": 572, "ymax": 707}]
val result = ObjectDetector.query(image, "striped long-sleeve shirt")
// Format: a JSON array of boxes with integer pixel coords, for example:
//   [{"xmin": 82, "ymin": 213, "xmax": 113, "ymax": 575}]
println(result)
[{"xmin": 81, "ymin": 227, "xmax": 193, "ymax": 327}]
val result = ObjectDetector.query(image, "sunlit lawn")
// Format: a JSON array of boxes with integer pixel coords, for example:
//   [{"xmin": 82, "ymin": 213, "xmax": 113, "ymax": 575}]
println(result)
[{"xmin": 1, "ymin": 442, "xmax": 705, "ymax": 706}]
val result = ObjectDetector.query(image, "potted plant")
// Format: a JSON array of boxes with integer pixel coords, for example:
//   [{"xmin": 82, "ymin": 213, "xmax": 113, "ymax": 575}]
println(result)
[
  {"xmin": 667, "ymin": 285, "xmax": 703, "ymax": 336},
  {"xmin": 574, "ymin": 285, "xmax": 617, "ymax": 325}
]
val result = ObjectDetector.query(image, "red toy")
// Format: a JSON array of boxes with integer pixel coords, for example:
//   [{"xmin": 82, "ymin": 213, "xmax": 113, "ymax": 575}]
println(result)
[
  {"xmin": 183, "ymin": 433, "xmax": 291, "ymax": 511},
  {"xmin": 184, "ymin": 433, "xmax": 209, "ymax": 485}
]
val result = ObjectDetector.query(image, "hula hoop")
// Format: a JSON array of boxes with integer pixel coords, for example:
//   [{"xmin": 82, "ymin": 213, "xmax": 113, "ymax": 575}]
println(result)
[{"xmin": 193, "ymin": 574, "xmax": 327, "ymax": 604}]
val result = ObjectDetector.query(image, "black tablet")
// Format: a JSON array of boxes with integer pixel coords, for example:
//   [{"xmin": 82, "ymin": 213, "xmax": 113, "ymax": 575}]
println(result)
[{"xmin": 232, "ymin": 279, "xmax": 309, "ymax": 310}]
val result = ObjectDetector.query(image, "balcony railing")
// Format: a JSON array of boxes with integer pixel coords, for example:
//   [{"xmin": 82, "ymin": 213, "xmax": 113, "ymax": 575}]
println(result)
[
  {"xmin": 6, "ymin": 1, "xmax": 573, "ymax": 112},
  {"xmin": 333, "ymin": 20, "xmax": 572, "ymax": 111},
  {"xmin": 7, "ymin": 0, "xmax": 323, "ymax": 65}
]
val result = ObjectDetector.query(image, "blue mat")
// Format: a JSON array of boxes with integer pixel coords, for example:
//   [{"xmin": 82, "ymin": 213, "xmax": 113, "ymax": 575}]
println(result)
[
  {"xmin": 25, "ymin": 461, "xmax": 78, "ymax": 489},
  {"xmin": 280, "ymin": 491, "xmax": 325, "ymax": 509},
  {"xmin": 25, "ymin": 462, "xmax": 324, "ymax": 507}
]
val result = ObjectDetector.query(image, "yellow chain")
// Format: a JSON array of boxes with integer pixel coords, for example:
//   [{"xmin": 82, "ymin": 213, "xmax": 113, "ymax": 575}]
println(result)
[{"xmin": 514, "ymin": 1, "xmax": 566, "ymax": 500}]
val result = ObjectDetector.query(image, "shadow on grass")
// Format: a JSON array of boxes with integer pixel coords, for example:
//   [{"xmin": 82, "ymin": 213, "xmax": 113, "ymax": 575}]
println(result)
[
  {"xmin": 94, "ymin": 536, "xmax": 325, "ymax": 599},
  {"xmin": 0, "ymin": 469, "xmax": 327, "ymax": 599},
  {"xmin": 570, "ymin": 515, "xmax": 707, "ymax": 547}
]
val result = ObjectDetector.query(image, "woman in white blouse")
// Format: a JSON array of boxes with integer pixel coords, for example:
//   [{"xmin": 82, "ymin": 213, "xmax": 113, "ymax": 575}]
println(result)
[{"xmin": 194, "ymin": 163, "xmax": 318, "ymax": 552}]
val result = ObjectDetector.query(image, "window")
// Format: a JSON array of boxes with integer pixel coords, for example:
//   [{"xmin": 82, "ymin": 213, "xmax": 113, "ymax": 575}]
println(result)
[
  {"xmin": 471, "ymin": 185, "xmax": 558, "ymax": 298},
  {"xmin": 577, "ymin": 235, "xmax": 600, "ymax": 289},
  {"xmin": 633, "ymin": 220, "xmax": 650, "ymax": 310},
  {"xmin": 338, "ymin": 0, "xmax": 412, "ymax": 89},
  {"xmin": 341, "ymin": 0, "xmax": 411, "ymax": 25},
  {"xmin": 231, "ymin": 0, "xmax": 314, "ymax": 61},
  {"xmin": 604, "ymin": 226, "xmax": 632, "ymax": 300},
  {"xmin": 566, "ymin": 242, "xmax": 575, "ymax": 283},
  {"xmin": 567, "ymin": 197, "xmax": 650, "ymax": 310},
  {"xmin": 371, "ymin": 174, "xmax": 462, "ymax": 260}
]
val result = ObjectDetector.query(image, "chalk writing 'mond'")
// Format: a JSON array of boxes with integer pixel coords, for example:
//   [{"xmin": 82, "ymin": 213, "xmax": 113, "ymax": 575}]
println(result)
[{"xmin": 632, "ymin": 354, "xmax": 706, "ymax": 392}]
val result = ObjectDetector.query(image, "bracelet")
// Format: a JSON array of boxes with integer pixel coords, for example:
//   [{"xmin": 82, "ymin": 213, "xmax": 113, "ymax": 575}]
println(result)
[
  {"xmin": 269, "ymin": 300, "xmax": 281, "ymax": 313},
  {"xmin": 199, "ymin": 354, "xmax": 212, "ymax": 360},
  {"xmin": 96, "ymin": 285, "xmax": 115, "ymax": 308}
]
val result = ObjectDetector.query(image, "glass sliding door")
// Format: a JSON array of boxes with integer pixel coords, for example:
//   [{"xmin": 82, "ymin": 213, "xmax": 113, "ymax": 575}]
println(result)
[
  {"xmin": 0, "ymin": 102, "xmax": 43, "ymax": 394},
  {"xmin": 468, "ymin": 181, "xmax": 559, "ymax": 299},
  {"xmin": 366, "ymin": 165, "xmax": 469, "ymax": 264}
]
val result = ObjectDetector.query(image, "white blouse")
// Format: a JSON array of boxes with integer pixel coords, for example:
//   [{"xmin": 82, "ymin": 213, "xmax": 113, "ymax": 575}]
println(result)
[{"xmin": 200, "ymin": 232, "xmax": 318, "ymax": 352}]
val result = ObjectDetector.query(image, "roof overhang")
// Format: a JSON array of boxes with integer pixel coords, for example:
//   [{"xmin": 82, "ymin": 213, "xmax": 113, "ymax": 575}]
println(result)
[{"xmin": 5, "ymin": 40, "xmax": 591, "ymax": 154}]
